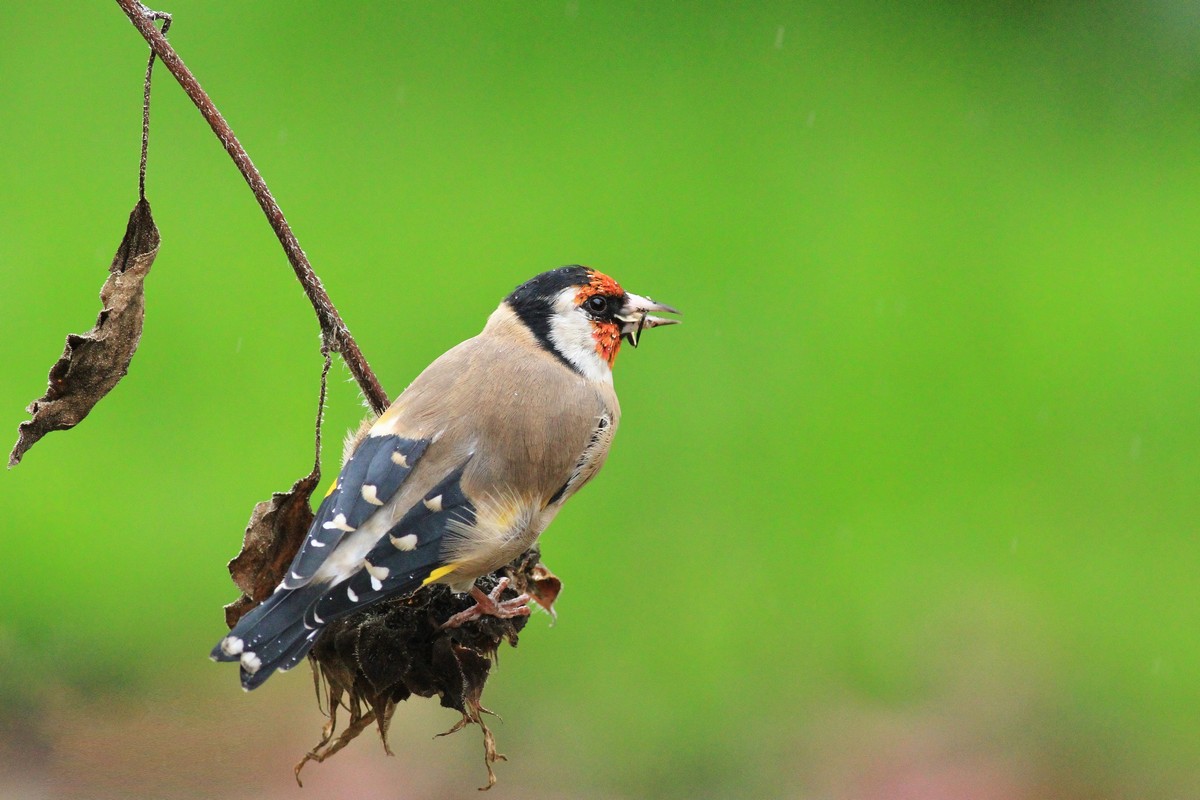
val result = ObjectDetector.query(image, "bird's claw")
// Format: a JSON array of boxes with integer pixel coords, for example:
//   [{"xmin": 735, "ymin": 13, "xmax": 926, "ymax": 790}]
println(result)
[{"xmin": 440, "ymin": 577, "xmax": 531, "ymax": 629}]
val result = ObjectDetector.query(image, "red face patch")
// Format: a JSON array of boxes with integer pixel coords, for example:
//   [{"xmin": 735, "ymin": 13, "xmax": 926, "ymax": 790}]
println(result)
[
  {"xmin": 592, "ymin": 321, "xmax": 622, "ymax": 367},
  {"xmin": 578, "ymin": 271, "xmax": 623, "ymax": 300}
]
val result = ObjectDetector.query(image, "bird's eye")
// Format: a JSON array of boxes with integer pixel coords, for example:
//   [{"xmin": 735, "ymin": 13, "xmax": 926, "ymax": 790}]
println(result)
[{"xmin": 586, "ymin": 296, "xmax": 609, "ymax": 314}]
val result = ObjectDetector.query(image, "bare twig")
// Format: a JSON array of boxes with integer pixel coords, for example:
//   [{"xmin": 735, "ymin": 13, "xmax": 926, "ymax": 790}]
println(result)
[
  {"xmin": 138, "ymin": 9, "xmax": 170, "ymax": 200},
  {"xmin": 312, "ymin": 346, "xmax": 332, "ymax": 472},
  {"xmin": 114, "ymin": 0, "xmax": 390, "ymax": 415}
]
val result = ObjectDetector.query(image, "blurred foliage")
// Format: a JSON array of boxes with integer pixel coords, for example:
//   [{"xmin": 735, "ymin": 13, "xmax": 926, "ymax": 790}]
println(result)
[{"xmin": 2, "ymin": 1, "xmax": 1199, "ymax": 797}]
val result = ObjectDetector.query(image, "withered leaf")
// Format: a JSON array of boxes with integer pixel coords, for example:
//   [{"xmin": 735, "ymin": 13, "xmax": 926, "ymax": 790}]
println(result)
[
  {"xmin": 516, "ymin": 558, "xmax": 562, "ymax": 619},
  {"xmin": 224, "ymin": 468, "xmax": 321, "ymax": 629},
  {"xmin": 9, "ymin": 199, "xmax": 160, "ymax": 467}
]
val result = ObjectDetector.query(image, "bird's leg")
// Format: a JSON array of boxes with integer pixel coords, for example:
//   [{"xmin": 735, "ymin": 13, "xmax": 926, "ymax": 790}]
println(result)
[{"xmin": 440, "ymin": 577, "xmax": 531, "ymax": 629}]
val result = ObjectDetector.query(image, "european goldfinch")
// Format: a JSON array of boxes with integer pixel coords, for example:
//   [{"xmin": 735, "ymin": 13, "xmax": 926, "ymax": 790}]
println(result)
[{"xmin": 212, "ymin": 266, "xmax": 679, "ymax": 689}]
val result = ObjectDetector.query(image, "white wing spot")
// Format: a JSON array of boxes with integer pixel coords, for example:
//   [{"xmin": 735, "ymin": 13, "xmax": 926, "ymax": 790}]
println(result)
[
  {"xmin": 361, "ymin": 484, "xmax": 384, "ymax": 506},
  {"xmin": 240, "ymin": 651, "xmax": 262, "ymax": 674},
  {"xmin": 221, "ymin": 636, "xmax": 245, "ymax": 657},
  {"xmin": 311, "ymin": 539, "xmax": 326, "ymax": 548},
  {"xmin": 390, "ymin": 533, "xmax": 418, "ymax": 551},
  {"xmin": 423, "ymin": 494, "xmax": 443, "ymax": 513},
  {"xmin": 364, "ymin": 561, "xmax": 391, "ymax": 582},
  {"xmin": 364, "ymin": 561, "xmax": 389, "ymax": 592},
  {"xmin": 391, "ymin": 451, "xmax": 409, "ymax": 467},
  {"xmin": 322, "ymin": 513, "xmax": 356, "ymax": 532},
  {"xmin": 346, "ymin": 586, "xmax": 359, "ymax": 602},
  {"xmin": 312, "ymin": 609, "xmax": 325, "ymax": 624}
]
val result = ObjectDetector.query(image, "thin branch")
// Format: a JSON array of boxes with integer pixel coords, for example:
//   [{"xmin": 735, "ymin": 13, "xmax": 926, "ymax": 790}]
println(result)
[
  {"xmin": 138, "ymin": 9, "xmax": 170, "ymax": 201},
  {"xmin": 114, "ymin": 0, "xmax": 390, "ymax": 415},
  {"xmin": 312, "ymin": 347, "xmax": 332, "ymax": 474}
]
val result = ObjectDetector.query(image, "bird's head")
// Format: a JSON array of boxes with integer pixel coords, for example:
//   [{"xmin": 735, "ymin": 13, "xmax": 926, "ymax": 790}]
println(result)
[{"xmin": 504, "ymin": 266, "xmax": 680, "ymax": 381}]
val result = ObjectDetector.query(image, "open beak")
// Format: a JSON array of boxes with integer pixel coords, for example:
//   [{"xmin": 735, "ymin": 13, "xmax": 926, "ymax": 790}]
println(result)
[{"xmin": 616, "ymin": 293, "xmax": 682, "ymax": 347}]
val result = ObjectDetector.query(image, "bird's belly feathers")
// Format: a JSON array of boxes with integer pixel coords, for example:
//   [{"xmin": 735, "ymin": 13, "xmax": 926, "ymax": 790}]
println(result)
[
  {"xmin": 437, "ymin": 409, "xmax": 616, "ymax": 588},
  {"xmin": 437, "ymin": 494, "xmax": 560, "ymax": 589}
]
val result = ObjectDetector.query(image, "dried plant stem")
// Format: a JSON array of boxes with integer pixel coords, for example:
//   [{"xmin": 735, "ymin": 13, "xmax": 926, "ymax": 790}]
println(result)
[
  {"xmin": 114, "ymin": 0, "xmax": 390, "ymax": 415},
  {"xmin": 138, "ymin": 9, "xmax": 170, "ymax": 201},
  {"xmin": 312, "ymin": 347, "xmax": 332, "ymax": 472}
]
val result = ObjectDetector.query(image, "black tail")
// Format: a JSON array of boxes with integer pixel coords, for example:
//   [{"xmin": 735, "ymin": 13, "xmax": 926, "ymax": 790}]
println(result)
[{"xmin": 210, "ymin": 583, "xmax": 325, "ymax": 690}]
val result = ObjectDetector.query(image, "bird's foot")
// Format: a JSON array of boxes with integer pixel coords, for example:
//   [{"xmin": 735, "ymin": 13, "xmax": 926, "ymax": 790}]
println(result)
[{"xmin": 441, "ymin": 578, "xmax": 531, "ymax": 629}]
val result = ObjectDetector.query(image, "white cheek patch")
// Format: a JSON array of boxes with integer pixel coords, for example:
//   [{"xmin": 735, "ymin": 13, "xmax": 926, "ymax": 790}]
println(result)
[{"xmin": 547, "ymin": 287, "xmax": 614, "ymax": 383}]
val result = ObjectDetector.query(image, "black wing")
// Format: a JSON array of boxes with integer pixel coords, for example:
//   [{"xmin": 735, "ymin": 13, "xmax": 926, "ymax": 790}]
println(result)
[
  {"xmin": 283, "ymin": 434, "xmax": 431, "ymax": 589},
  {"xmin": 306, "ymin": 464, "xmax": 476, "ymax": 625}
]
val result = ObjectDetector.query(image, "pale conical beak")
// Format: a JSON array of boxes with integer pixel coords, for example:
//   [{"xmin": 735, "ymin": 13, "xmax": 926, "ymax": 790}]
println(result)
[{"xmin": 616, "ymin": 293, "xmax": 682, "ymax": 347}]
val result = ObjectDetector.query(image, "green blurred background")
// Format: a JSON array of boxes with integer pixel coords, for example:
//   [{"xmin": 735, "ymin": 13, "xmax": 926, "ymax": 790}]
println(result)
[{"xmin": 3, "ymin": 2, "xmax": 1199, "ymax": 797}]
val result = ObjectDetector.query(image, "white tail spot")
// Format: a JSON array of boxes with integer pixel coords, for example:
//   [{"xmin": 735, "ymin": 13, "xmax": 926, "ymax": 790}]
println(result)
[
  {"xmin": 361, "ymin": 484, "xmax": 384, "ymax": 506},
  {"xmin": 423, "ymin": 494, "xmax": 443, "ymax": 513}
]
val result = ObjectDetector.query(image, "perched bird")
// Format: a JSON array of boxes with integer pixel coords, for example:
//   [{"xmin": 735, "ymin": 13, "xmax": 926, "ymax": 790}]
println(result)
[{"xmin": 212, "ymin": 266, "xmax": 679, "ymax": 689}]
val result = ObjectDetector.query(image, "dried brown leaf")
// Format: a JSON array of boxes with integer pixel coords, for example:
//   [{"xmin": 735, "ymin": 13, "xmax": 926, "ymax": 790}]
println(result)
[
  {"xmin": 223, "ymin": 468, "xmax": 321, "ymax": 629},
  {"xmin": 522, "ymin": 562, "xmax": 562, "ymax": 618},
  {"xmin": 9, "ymin": 199, "xmax": 160, "ymax": 467}
]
